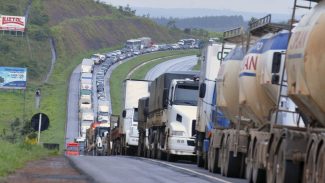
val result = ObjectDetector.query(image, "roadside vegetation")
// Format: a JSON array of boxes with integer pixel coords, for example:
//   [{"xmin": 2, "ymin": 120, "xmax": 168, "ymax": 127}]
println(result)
[
  {"xmin": 0, "ymin": 0, "xmax": 204, "ymax": 177},
  {"xmin": 110, "ymin": 50, "xmax": 198, "ymax": 115}
]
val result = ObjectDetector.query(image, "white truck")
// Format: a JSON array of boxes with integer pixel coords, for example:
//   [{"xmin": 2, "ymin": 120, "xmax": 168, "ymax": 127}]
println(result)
[
  {"xmin": 81, "ymin": 73, "xmax": 93, "ymax": 80},
  {"xmin": 140, "ymin": 71, "xmax": 200, "ymax": 162},
  {"xmin": 81, "ymin": 58, "xmax": 94, "ymax": 73},
  {"xmin": 80, "ymin": 109, "xmax": 95, "ymax": 138},
  {"xmin": 79, "ymin": 97, "xmax": 92, "ymax": 112},
  {"xmin": 138, "ymin": 37, "xmax": 152, "ymax": 49},
  {"xmin": 80, "ymin": 78, "xmax": 92, "ymax": 91},
  {"xmin": 195, "ymin": 43, "xmax": 235, "ymax": 168},
  {"xmin": 98, "ymin": 100, "xmax": 110, "ymax": 123},
  {"xmin": 111, "ymin": 79, "xmax": 150, "ymax": 155}
]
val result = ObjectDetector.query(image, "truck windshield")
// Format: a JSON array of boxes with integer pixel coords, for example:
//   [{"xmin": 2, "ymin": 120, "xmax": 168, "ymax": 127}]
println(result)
[
  {"xmin": 133, "ymin": 108, "xmax": 138, "ymax": 122},
  {"xmin": 98, "ymin": 112, "xmax": 109, "ymax": 116},
  {"xmin": 173, "ymin": 84, "xmax": 199, "ymax": 106}
]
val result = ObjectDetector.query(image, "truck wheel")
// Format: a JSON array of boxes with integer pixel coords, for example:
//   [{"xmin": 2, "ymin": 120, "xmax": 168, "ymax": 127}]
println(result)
[
  {"xmin": 224, "ymin": 151, "xmax": 245, "ymax": 178},
  {"xmin": 203, "ymin": 152, "xmax": 208, "ymax": 170},
  {"xmin": 197, "ymin": 154, "xmax": 204, "ymax": 167},
  {"xmin": 274, "ymin": 142, "xmax": 303, "ymax": 183},
  {"xmin": 167, "ymin": 153, "xmax": 176, "ymax": 162},
  {"xmin": 316, "ymin": 145, "xmax": 325, "ymax": 183},
  {"xmin": 304, "ymin": 142, "xmax": 316, "ymax": 183},
  {"xmin": 209, "ymin": 148, "xmax": 220, "ymax": 173}
]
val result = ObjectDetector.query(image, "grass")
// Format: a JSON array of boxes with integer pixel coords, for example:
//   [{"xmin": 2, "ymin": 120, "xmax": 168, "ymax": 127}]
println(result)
[
  {"xmin": 0, "ymin": 141, "xmax": 54, "ymax": 177},
  {"xmin": 110, "ymin": 50, "xmax": 198, "ymax": 115},
  {"xmin": 192, "ymin": 59, "xmax": 201, "ymax": 70}
]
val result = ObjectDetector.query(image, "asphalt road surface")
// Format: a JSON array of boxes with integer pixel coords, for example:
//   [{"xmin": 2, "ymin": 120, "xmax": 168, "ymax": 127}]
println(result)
[
  {"xmin": 145, "ymin": 55, "xmax": 198, "ymax": 80},
  {"xmin": 70, "ymin": 156, "xmax": 244, "ymax": 183},
  {"xmin": 66, "ymin": 65, "xmax": 81, "ymax": 143},
  {"xmin": 67, "ymin": 54, "xmax": 246, "ymax": 183}
]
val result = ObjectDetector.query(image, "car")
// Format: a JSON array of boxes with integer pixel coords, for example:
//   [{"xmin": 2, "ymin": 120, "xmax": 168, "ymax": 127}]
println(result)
[
  {"xmin": 133, "ymin": 50, "xmax": 141, "ymax": 55},
  {"xmin": 97, "ymin": 81, "xmax": 104, "ymax": 86},
  {"xmin": 97, "ymin": 92, "xmax": 106, "ymax": 100}
]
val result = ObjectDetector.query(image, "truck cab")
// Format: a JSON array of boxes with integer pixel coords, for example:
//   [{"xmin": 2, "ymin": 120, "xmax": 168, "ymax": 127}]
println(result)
[
  {"xmin": 122, "ymin": 108, "xmax": 139, "ymax": 147},
  {"xmin": 164, "ymin": 79, "xmax": 199, "ymax": 156}
]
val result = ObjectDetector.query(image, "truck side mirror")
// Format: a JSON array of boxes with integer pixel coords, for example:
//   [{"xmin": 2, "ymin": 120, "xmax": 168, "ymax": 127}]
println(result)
[
  {"xmin": 122, "ymin": 110, "xmax": 126, "ymax": 118},
  {"xmin": 199, "ymin": 83, "xmax": 206, "ymax": 98},
  {"xmin": 272, "ymin": 74, "xmax": 280, "ymax": 84},
  {"xmin": 272, "ymin": 52, "xmax": 282, "ymax": 74}
]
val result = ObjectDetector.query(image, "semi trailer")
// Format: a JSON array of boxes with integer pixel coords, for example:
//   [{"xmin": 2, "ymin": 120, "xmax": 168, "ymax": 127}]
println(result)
[
  {"xmin": 137, "ymin": 71, "xmax": 200, "ymax": 161},
  {"xmin": 111, "ymin": 79, "xmax": 150, "ymax": 155}
]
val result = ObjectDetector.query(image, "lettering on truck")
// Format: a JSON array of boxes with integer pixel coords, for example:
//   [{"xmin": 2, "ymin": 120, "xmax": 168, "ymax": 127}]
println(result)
[{"xmin": 239, "ymin": 55, "xmax": 258, "ymax": 77}]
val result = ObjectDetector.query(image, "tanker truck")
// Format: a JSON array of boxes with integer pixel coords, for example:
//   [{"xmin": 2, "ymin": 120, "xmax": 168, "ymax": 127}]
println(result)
[
  {"xmin": 201, "ymin": 8, "xmax": 325, "ymax": 183},
  {"xmin": 111, "ymin": 79, "xmax": 150, "ymax": 155},
  {"xmin": 195, "ymin": 41, "xmax": 235, "ymax": 169},
  {"xmin": 142, "ymin": 71, "xmax": 199, "ymax": 161}
]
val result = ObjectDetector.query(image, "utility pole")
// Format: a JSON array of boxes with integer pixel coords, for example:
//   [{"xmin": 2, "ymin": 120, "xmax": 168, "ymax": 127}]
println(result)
[{"xmin": 35, "ymin": 88, "xmax": 42, "ymax": 144}]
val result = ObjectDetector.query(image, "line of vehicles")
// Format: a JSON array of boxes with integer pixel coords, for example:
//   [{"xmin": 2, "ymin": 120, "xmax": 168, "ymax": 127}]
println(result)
[
  {"xmin": 73, "ymin": 1, "xmax": 325, "ymax": 182},
  {"xmin": 66, "ymin": 36, "xmax": 201, "ymax": 156}
]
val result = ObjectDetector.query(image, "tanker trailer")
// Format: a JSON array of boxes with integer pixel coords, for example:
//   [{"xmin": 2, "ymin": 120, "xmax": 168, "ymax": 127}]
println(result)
[{"xmin": 268, "ymin": 1, "xmax": 325, "ymax": 183}]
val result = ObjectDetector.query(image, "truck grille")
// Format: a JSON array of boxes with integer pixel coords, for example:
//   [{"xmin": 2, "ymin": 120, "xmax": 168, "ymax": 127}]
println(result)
[{"xmin": 187, "ymin": 140, "xmax": 195, "ymax": 146}]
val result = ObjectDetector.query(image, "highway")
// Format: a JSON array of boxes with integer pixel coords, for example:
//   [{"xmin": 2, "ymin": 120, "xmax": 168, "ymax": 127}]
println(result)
[
  {"xmin": 66, "ymin": 55, "xmax": 245, "ymax": 183},
  {"xmin": 145, "ymin": 55, "xmax": 198, "ymax": 80}
]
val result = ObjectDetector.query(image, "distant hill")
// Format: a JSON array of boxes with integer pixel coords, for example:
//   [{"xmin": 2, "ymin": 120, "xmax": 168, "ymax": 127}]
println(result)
[
  {"xmin": 135, "ymin": 7, "xmax": 291, "ymax": 22},
  {"xmin": 152, "ymin": 16, "xmax": 246, "ymax": 32}
]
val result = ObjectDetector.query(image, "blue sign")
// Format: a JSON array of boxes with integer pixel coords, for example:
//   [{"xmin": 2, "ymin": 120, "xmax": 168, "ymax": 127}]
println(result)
[{"xmin": 0, "ymin": 67, "xmax": 27, "ymax": 89}]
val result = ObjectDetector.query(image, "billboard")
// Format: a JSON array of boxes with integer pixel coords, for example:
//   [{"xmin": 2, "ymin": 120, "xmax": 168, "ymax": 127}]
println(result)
[
  {"xmin": 0, "ymin": 15, "xmax": 26, "ymax": 32},
  {"xmin": 0, "ymin": 67, "xmax": 27, "ymax": 89}
]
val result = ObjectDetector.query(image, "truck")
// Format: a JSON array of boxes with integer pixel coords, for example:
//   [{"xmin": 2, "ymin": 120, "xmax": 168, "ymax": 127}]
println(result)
[
  {"xmin": 195, "ymin": 42, "xmax": 236, "ymax": 169},
  {"xmin": 86, "ymin": 122, "xmax": 110, "ymax": 156},
  {"xmin": 137, "ymin": 97, "xmax": 149, "ymax": 157},
  {"xmin": 81, "ymin": 72, "xmax": 93, "ymax": 80},
  {"xmin": 138, "ymin": 37, "xmax": 152, "ymax": 49},
  {"xmin": 111, "ymin": 80, "xmax": 150, "ymax": 155},
  {"xmin": 138, "ymin": 71, "xmax": 199, "ymax": 161},
  {"xmin": 80, "ymin": 109, "xmax": 95, "ymax": 138},
  {"xmin": 197, "ymin": 5, "xmax": 325, "ymax": 182},
  {"xmin": 81, "ymin": 58, "xmax": 94, "ymax": 73},
  {"xmin": 80, "ymin": 78, "xmax": 92, "ymax": 91},
  {"xmin": 79, "ymin": 97, "xmax": 92, "ymax": 112}
]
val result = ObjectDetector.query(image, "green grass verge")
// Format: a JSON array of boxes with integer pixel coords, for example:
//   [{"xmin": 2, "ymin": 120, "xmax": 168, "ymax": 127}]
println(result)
[
  {"xmin": 0, "ymin": 141, "xmax": 54, "ymax": 177},
  {"xmin": 192, "ymin": 59, "xmax": 201, "ymax": 70},
  {"xmin": 110, "ymin": 50, "xmax": 199, "ymax": 115}
]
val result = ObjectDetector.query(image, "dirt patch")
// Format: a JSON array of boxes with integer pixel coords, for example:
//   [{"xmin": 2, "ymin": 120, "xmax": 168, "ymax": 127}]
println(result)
[{"xmin": 2, "ymin": 156, "xmax": 90, "ymax": 183}]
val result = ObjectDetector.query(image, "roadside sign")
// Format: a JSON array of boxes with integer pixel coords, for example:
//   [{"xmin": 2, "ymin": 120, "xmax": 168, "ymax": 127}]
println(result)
[
  {"xmin": 0, "ymin": 67, "xmax": 27, "ymax": 89},
  {"xmin": 31, "ymin": 113, "xmax": 49, "ymax": 131}
]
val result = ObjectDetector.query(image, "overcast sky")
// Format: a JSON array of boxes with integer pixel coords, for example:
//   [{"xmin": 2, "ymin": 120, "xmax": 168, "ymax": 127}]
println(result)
[{"xmin": 100, "ymin": 0, "xmax": 312, "ymax": 14}]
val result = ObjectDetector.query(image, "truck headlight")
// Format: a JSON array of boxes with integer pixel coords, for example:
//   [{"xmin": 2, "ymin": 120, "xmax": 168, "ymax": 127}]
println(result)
[{"xmin": 171, "ymin": 131, "xmax": 184, "ymax": 136}]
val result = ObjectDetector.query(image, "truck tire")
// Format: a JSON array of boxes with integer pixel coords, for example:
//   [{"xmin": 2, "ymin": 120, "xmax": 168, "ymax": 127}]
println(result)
[
  {"xmin": 197, "ymin": 154, "xmax": 204, "ymax": 167},
  {"xmin": 274, "ymin": 142, "xmax": 303, "ymax": 183},
  {"xmin": 316, "ymin": 145, "xmax": 325, "ymax": 183},
  {"xmin": 208, "ymin": 147, "xmax": 220, "ymax": 173},
  {"xmin": 167, "ymin": 153, "xmax": 176, "ymax": 162}
]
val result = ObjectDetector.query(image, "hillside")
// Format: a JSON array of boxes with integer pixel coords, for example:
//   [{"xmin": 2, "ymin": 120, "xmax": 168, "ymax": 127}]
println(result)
[
  {"xmin": 44, "ymin": 0, "xmax": 186, "ymax": 60},
  {"xmin": 0, "ymin": 0, "xmax": 188, "ymax": 146}
]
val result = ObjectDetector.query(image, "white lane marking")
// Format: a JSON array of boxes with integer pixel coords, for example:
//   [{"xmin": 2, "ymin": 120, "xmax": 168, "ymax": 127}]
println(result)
[{"xmin": 145, "ymin": 158, "xmax": 232, "ymax": 183}]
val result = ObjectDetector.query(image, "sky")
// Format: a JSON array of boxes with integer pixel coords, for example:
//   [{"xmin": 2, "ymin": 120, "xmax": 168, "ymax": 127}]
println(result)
[{"xmin": 100, "ymin": 0, "xmax": 313, "ymax": 14}]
